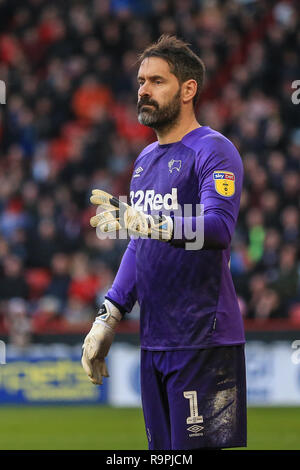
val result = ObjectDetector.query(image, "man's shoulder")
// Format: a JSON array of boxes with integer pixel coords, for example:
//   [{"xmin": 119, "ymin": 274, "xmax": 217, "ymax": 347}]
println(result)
[{"xmin": 182, "ymin": 126, "xmax": 239, "ymax": 156}]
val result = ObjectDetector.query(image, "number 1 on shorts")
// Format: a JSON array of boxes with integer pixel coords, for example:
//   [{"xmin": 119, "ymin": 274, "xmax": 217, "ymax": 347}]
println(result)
[{"xmin": 183, "ymin": 390, "xmax": 204, "ymax": 425}]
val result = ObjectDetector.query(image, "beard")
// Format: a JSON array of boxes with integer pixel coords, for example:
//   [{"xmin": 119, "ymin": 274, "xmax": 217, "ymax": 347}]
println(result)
[{"xmin": 137, "ymin": 89, "xmax": 181, "ymax": 132}]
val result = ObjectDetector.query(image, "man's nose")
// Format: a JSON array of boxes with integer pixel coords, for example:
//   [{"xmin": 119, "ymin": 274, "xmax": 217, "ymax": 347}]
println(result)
[{"xmin": 138, "ymin": 82, "xmax": 151, "ymax": 98}]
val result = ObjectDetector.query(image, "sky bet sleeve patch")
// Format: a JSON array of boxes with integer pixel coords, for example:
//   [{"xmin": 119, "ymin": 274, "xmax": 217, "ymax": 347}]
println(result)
[{"xmin": 213, "ymin": 171, "xmax": 235, "ymax": 197}]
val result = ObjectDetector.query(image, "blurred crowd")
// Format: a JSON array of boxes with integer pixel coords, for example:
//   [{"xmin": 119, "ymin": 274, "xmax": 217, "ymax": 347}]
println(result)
[{"xmin": 0, "ymin": 0, "xmax": 299, "ymax": 346}]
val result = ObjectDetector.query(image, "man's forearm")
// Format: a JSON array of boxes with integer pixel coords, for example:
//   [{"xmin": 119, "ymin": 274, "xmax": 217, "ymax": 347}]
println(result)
[
  {"xmin": 171, "ymin": 212, "xmax": 232, "ymax": 250},
  {"xmin": 105, "ymin": 239, "xmax": 137, "ymax": 314}
]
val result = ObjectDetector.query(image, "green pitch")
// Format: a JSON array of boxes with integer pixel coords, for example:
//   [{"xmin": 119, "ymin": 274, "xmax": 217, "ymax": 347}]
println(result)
[{"xmin": 0, "ymin": 406, "xmax": 299, "ymax": 450}]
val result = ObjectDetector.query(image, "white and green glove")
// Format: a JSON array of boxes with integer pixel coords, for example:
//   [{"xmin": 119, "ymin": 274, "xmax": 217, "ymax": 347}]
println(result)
[
  {"xmin": 81, "ymin": 299, "xmax": 122, "ymax": 385},
  {"xmin": 89, "ymin": 189, "xmax": 173, "ymax": 241}
]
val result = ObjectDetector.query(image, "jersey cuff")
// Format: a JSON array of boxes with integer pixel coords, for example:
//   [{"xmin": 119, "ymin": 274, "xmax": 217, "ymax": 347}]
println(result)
[{"xmin": 105, "ymin": 296, "xmax": 127, "ymax": 317}]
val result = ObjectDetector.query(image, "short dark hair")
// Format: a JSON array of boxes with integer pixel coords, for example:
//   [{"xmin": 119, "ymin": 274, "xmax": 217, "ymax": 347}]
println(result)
[{"xmin": 138, "ymin": 35, "xmax": 206, "ymax": 107}]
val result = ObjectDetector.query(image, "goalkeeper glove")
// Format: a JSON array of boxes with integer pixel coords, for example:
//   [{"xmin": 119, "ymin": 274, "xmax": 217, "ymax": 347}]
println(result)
[
  {"xmin": 81, "ymin": 299, "xmax": 122, "ymax": 385},
  {"xmin": 90, "ymin": 189, "xmax": 173, "ymax": 241}
]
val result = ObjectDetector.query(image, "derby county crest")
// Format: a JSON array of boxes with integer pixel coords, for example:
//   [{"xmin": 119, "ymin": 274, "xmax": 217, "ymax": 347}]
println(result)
[{"xmin": 168, "ymin": 159, "xmax": 182, "ymax": 173}]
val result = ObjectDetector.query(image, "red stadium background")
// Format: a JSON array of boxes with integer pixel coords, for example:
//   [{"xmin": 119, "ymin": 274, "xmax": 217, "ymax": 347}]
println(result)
[{"xmin": 0, "ymin": 0, "xmax": 299, "ymax": 412}]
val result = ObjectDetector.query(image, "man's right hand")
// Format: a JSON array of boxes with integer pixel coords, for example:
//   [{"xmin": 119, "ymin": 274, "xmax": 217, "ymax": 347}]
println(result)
[
  {"xmin": 81, "ymin": 299, "xmax": 122, "ymax": 385},
  {"xmin": 90, "ymin": 189, "xmax": 173, "ymax": 241}
]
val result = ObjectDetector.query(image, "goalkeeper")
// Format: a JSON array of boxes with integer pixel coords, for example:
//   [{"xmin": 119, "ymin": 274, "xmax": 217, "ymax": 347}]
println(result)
[{"xmin": 82, "ymin": 35, "xmax": 247, "ymax": 451}]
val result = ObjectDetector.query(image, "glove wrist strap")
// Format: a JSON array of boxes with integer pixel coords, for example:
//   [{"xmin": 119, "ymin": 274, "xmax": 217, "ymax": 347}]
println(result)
[{"xmin": 94, "ymin": 300, "xmax": 122, "ymax": 328}]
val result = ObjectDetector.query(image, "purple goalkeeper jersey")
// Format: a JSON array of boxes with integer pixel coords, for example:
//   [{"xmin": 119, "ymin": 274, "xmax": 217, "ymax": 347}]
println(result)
[{"xmin": 106, "ymin": 126, "xmax": 245, "ymax": 350}]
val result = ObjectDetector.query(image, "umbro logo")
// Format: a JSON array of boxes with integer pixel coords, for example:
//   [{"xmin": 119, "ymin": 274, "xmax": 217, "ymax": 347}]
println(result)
[
  {"xmin": 187, "ymin": 424, "xmax": 204, "ymax": 438},
  {"xmin": 133, "ymin": 166, "xmax": 144, "ymax": 178},
  {"xmin": 187, "ymin": 425, "xmax": 203, "ymax": 433}
]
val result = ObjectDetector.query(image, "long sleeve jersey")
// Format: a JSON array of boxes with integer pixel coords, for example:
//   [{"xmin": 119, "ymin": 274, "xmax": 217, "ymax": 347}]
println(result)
[{"xmin": 106, "ymin": 126, "xmax": 245, "ymax": 350}]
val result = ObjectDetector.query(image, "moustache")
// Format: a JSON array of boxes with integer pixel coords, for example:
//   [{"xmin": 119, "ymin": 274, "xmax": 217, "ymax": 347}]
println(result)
[{"xmin": 137, "ymin": 99, "xmax": 159, "ymax": 111}]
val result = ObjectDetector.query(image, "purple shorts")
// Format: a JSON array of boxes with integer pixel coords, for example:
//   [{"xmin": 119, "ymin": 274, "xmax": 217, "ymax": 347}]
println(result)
[{"xmin": 140, "ymin": 345, "xmax": 247, "ymax": 450}]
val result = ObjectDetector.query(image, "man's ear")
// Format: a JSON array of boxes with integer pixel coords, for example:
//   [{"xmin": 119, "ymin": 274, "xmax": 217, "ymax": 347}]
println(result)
[{"xmin": 182, "ymin": 79, "xmax": 197, "ymax": 104}]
